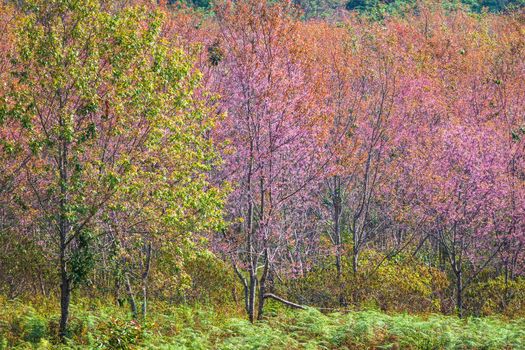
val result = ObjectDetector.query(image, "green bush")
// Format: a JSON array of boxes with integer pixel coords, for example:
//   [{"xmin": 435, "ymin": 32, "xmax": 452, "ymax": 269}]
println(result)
[
  {"xmin": 466, "ymin": 276, "xmax": 525, "ymax": 317},
  {"xmin": 282, "ymin": 250, "xmax": 448, "ymax": 313},
  {"xmin": 21, "ymin": 314, "xmax": 47, "ymax": 344},
  {"xmin": 181, "ymin": 251, "xmax": 239, "ymax": 306},
  {"xmin": 95, "ymin": 318, "xmax": 146, "ymax": 350}
]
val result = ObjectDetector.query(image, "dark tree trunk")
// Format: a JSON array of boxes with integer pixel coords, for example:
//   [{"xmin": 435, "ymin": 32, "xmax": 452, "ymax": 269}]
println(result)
[
  {"xmin": 257, "ymin": 279, "xmax": 266, "ymax": 320},
  {"xmin": 125, "ymin": 274, "xmax": 138, "ymax": 320},
  {"xmin": 59, "ymin": 253, "xmax": 70, "ymax": 340},
  {"xmin": 114, "ymin": 276, "xmax": 122, "ymax": 306},
  {"xmin": 257, "ymin": 251, "xmax": 269, "ymax": 320},
  {"xmin": 333, "ymin": 177, "xmax": 342, "ymax": 279},
  {"xmin": 503, "ymin": 262, "xmax": 510, "ymax": 310},
  {"xmin": 141, "ymin": 242, "xmax": 152, "ymax": 320},
  {"xmin": 456, "ymin": 269, "xmax": 463, "ymax": 318},
  {"xmin": 332, "ymin": 176, "xmax": 346, "ymax": 306},
  {"xmin": 245, "ymin": 139, "xmax": 256, "ymax": 323},
  {"xmin": 58, "ymin": 132, "xmax": 71, "ymax": 341}
]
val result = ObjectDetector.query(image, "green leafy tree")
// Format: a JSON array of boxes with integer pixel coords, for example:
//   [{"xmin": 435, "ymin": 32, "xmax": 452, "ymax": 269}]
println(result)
[
  {"xmin": 167, "ymin": 0, "xmax": 212, "ymax": 9},
  {"xmin": 0, "ymin": 0, "xmax": 224, "ymax": 339},
  {"xmin": 345, "ymin": 0, "xmax": 524, "ymax": 16},
  {"xmin": 293, "ymin": 0, "xmax": 348, "ymax": 18}
]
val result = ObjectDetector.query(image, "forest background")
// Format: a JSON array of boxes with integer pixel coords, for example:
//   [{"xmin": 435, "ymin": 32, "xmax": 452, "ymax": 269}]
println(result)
[{"xmin": 0, "ymin": 0, "xmax": 524, "ymax": 348}]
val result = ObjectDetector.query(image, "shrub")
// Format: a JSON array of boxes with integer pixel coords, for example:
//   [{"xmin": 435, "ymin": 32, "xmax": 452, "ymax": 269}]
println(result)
[
  {"xmin": 282, "ymin": 249, "xmax": 448, "ymax": 313},
  {"xmin": 21, "ymin": 314, "xmax": 47, "ymax": 344},
  {"xmin": 466, "ymin": 276, "xmax": 525, "ymax": 318},
  {"xmin": 93, "ymin": 318, "xmax": 147, "ymax": 350},
  {"xmin": 182, "ymin": 251, "xmax": 239, "ymax": 306}
]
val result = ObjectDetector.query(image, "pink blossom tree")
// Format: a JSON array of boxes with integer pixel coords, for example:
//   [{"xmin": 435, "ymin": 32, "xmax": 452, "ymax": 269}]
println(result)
[{"xmin": 210, "ymin": 0, "xmax": 327, "ymax": 321}]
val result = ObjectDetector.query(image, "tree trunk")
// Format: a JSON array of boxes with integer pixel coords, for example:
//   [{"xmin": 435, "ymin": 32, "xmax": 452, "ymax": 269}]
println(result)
[
  {"xmin": 141, "ymin": 284, "xmax": 147, "ymax": 320},
  {"xmin": 263, "ymin": 293, "xmax": 306, "ymax": 310},
  {"xmin": 332, "ymin": 177, "xmax": 346, "ymax": 306},
  {"xmin": 246, "ymin": 139, "xmax": 256, "ymax": 323},
  {"xmin": 58, "ymin": 133, "xmax": 71, "ymax": 341},
  {"xmin": 351, "ymin": 221, "xmax": 360, "ymax": 277},
  {"xmin": 456, "ymin": 269, "xmax": 463, "ymax": 318},
  {"xmin": 125, "ymin": 275, "xmax": 138, "ymax": 320},
  {"xmin": 141, "ymin": 243, "xmax": 152, "ymax": 320},
  {"xmin": 241, "ymin": 276, "xmax": 249, "ymax": 315},
  {"xmin": 243, "ymin": 279, "xmax": 249, "ymax": 315},
  {"xmin": 248, "ymin": 273, "xmax": 257, "ymax": 323},
  {"xmin": 352, "ymin": 249, "xmax": 359, "ymax": 275},
  {"xmin": 59, "ymin": 254, "xmax": 70, "ymax": 340},
  {"xmin": 503, "ymin": 262, "xmax": 510, "ymax": 311},
  {"xmin": 114, "ymin": 276, "xmax": 122, "ymax": 306},
  {"xmin": 257, "ymin": 252, "xmax": 269, "ymax": 320},
  {"xmin": 257, "ymin": 279, "xmax": 266, "ymax": 320},
  {"xmin": 333, "ymin": 177, "xmax": 342, "ymax": 279}
]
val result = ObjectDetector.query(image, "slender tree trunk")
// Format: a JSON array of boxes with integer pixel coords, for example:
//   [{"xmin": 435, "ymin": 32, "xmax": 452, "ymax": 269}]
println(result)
[
  {"xmin": 114, "ymin": 276, "xmax": 121, "ymax": 306},
  {"xmin": 350, "ymin": 225, "xmax": 360, "ymax": 304},
  {"xmin": 256, "ymin": 175, "xmax": 269, "ymax": 320},
  {"xmin": 125, "ymin": 274, "xmax": 138, "ymax": 320},
  {"xmin": 242, "ymin": 276, "xmax": 249, "ymax": 315},
  {"xmin": 141, "ymin": 285, "xmax": 147, "ymax": 320},
  {"xmin": 59, "ymin": 250, "xmax": 71, "ymax": 339},
  {"xmin": 58, "ymin": 130, "xmax": 71, "ymax": 340},
  {"xmin": 39, "ymin": 275, "xmax": 47, "ymax": 297},
  {"xmin": 246, "ymin": 138, "xmax": 256, "ymax": 323},
  {"xmin": 141, "ymin": 243, "xmax": 152, "ymax": 320},
  {"xmin": 502, "ymin": 262, "xmax": 510, "ymax": 312},
  {"xmin": 335, "ymin": 248, "xmax": 342, "ymax": 275},
  {"xmin": 248, "ymin": 273, "xmax": 257, "ymax": 323},
  {"xmin": 456, "ymin": 269, "xmax": 463, "ymax": 318},
  {"xmin": 333, "ymin": 177, "xmax": 342, "ymax": 279},
  {"xmin": 257, "ymin": 251, "xmax": 269, "ymax": 320},
  {"xmin": 257, "ymin": 278, "xmax": 266, "ymax": 320},
  {"xmin": 352, "ymin": 248, "xmax": 359, "ymax": 275},
  {"xmin": 246, "ymin": 221, "xmax": 257, "ymax": 323},
  {"xmin": 243, "ymin": 280, "xmax": 249, "ymax": 314},
  {"xmin": 332, "ymin": 177, "xmax": 347, "ymax": 306},
  {"xmin": 351, "ymin": 221, "xmax": 359, "ymax": 276}
]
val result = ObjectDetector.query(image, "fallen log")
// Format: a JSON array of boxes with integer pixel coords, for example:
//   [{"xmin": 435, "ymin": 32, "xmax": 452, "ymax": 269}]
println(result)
[{"xmin": 263, "ymin": 293, "xmax": 306, "ymax": 310}]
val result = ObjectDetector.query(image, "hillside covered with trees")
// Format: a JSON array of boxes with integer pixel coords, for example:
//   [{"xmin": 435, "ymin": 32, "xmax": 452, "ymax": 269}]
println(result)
[
  {"xmin": 178, "ymin": 0, "xmax": 524, "ymax": 17},
  {"xmin": 0, "ymin": 0, "xmax": 524, "ymax": 348}
]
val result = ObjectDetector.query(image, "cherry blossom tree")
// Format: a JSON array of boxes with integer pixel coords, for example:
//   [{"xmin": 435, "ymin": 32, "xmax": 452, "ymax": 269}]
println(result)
[{"xmin": 210, "ymin": 0, "xmax": 327, "ymax": 321}]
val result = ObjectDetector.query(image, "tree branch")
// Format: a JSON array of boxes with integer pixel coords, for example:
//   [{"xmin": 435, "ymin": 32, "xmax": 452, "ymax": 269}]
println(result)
[{"xmin": 263, "ymin": 293, "xmax": 306, "ymax": 310}]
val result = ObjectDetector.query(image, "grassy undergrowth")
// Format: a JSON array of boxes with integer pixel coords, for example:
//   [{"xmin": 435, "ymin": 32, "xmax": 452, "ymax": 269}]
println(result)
[{"xmin": 1, "ymin": 298, "xmax": 524, "ymax": 349}]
